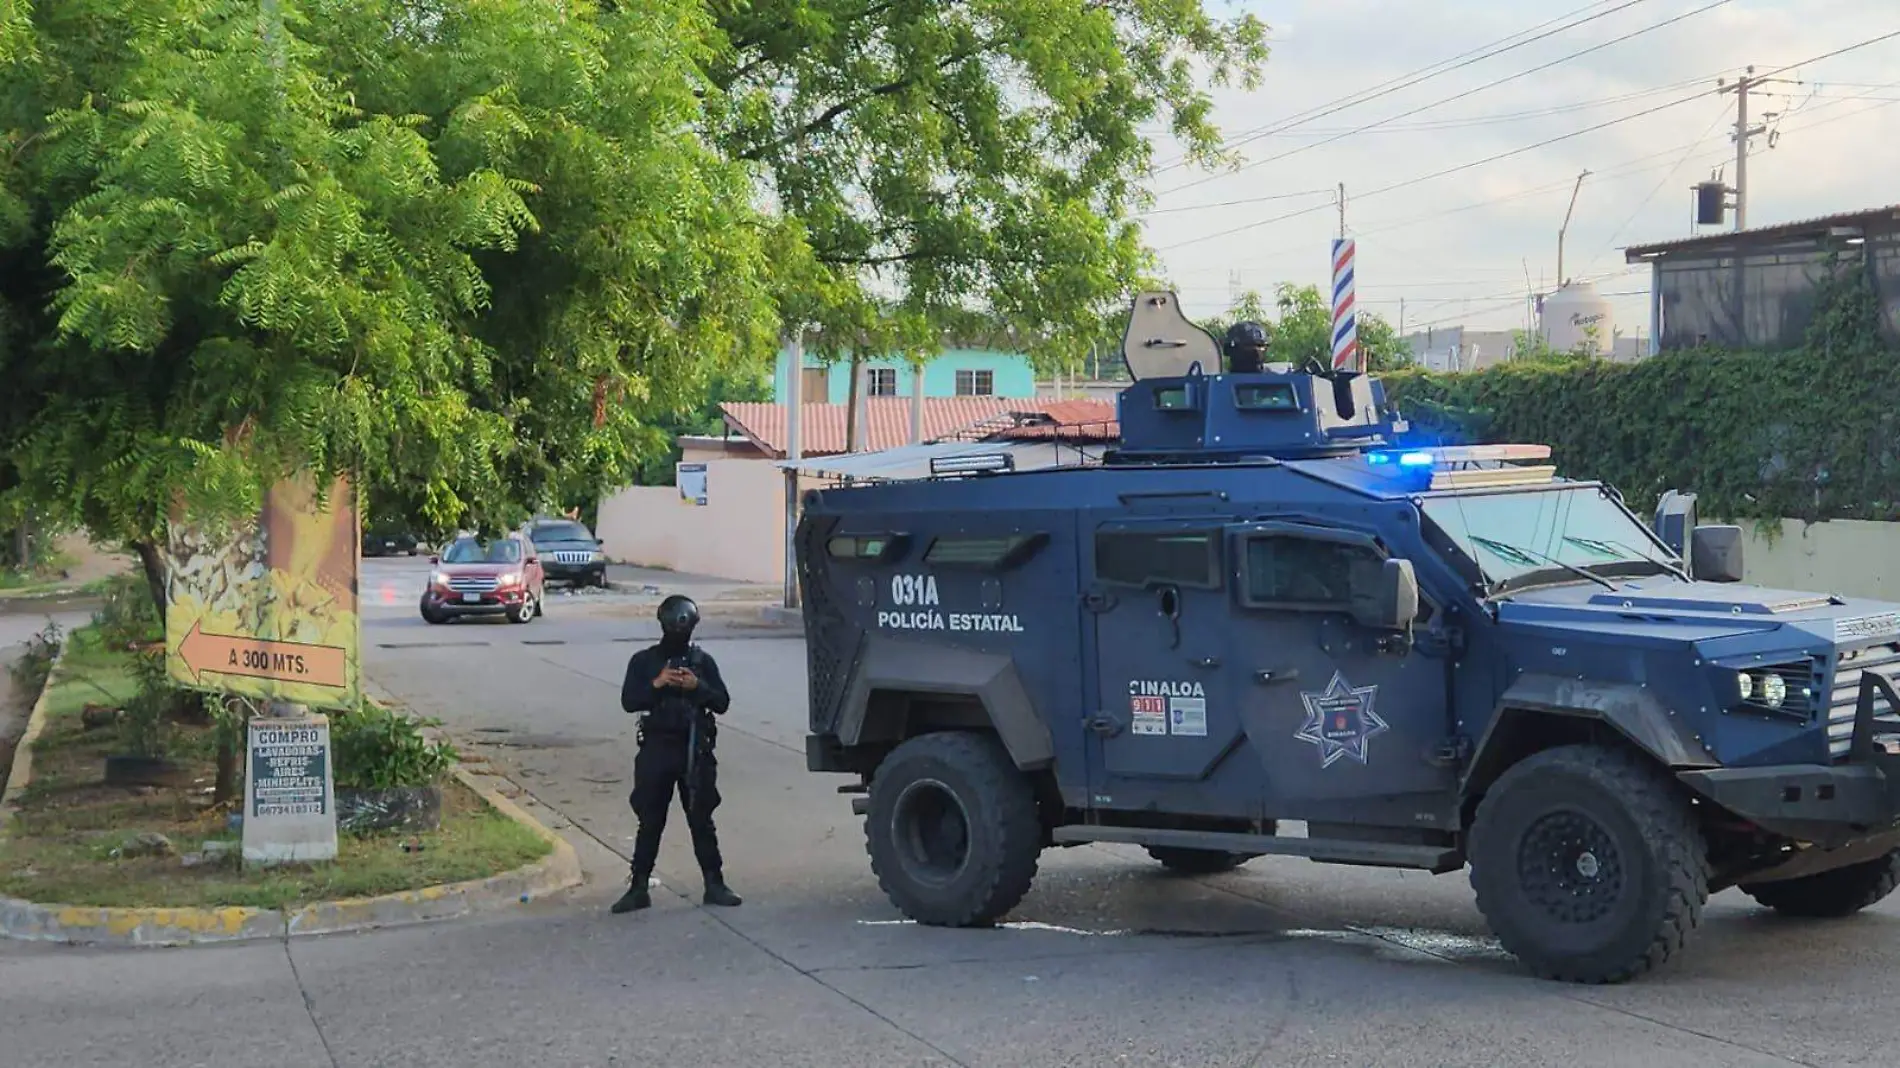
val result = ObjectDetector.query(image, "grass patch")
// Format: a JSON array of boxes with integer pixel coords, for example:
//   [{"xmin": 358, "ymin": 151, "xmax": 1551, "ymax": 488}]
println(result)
[{"xmin": 1, "ymin": 625, "xmax": 551, "ymax": 910}]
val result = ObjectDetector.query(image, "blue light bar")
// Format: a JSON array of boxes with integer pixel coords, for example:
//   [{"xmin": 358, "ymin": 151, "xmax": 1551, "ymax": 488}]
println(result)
[{"xmin": 1366, "ymin": 448, "xmax": 1436, "ymax": 467}]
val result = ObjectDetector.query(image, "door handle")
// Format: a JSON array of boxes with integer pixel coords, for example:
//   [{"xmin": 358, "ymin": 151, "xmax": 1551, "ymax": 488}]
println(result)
[
  {"xmin": 1254, "ymin": 669, "xmax": 1299, "ymax": 686},
  {"xmin": 1087, "ymin": 714, "xmax": 1123, "ymax": 737}
]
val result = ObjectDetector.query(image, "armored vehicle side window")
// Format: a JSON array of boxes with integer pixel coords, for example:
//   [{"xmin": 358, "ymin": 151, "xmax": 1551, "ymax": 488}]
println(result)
[
  {"xmin": 1242, "ymin": 535, "xmax": 1379, "ymax": 608},
  {"xmin": 1233, "ymin": 382, "xmax": 1297, "ymax": 410},
  {"xmin": 923, "ymin": 533, "xmax": 1046, "ymax": 569},
  {"xmin": 1094, "ymin": 530, "xmax": 1220, "ymax": 589}
]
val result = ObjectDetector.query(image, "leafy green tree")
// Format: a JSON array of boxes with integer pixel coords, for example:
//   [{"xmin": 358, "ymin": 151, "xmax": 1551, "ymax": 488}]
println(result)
[
  {"xmin": 1202, "ymin": 284, "xmax": 1408, "ymax": 372},
  {"xmin": 0, "ymin": 0, "xmax": 776, "ymax": 612},
  {"xmin": 703, "ymin": 0, "xmax": 1269, "ymax": 369}
]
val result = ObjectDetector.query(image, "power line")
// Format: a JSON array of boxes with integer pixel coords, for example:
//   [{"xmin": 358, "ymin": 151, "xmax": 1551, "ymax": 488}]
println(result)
[
  {"xmin": 1157, "ymin": 28, "xmax": 1900, "ymax": 254},
  {"xmin": 1163, "ymin": 0, "xmax": 1737, "ymax": 198},
  {"xmin": 1150, "ymin": 0, "xmax": 1655, "ymax": 174},
  {"xmin": 1138, "ymin": 187, "xmax": 1335, "ymax": 218}
]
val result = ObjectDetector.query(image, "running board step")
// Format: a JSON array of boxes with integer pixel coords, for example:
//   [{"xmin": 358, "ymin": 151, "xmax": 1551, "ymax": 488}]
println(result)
[{"xmin": 1051, "ymin": 825, "xmax": 1463, "ymax": 874}]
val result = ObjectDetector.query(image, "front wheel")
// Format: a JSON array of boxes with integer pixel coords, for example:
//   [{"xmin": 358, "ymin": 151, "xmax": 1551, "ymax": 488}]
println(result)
[
  {"xmin": 864, "ymin": 732, "xmax": 1042, "ymax": 927},
  {"xmin": 420, "ymin": 599, "xmax": 449, "ymax": 625},
  {"xmin": 509, "ymin": 595, "xmax": 536, "ymax": 624},
  {"xmin": 1741, "ymin": 850, "xmax": 1900, "ymax": 917},
  {"xmin": 1468, "ymin": 744, "xmax": 1709, "ymax": 984}
]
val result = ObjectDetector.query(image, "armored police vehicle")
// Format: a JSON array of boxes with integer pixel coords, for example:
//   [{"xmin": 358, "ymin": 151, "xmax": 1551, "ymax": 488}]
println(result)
[{"xmin": 793, "ymin": 291, "xmax": 1900, "ymax": 984}]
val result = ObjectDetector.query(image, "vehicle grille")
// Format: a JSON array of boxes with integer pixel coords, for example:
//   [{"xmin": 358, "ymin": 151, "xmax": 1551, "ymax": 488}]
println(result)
[
  {"xmin": 1827, "ymin": 642, "xmax": 1900, "ymax": 758},
  {"xmin": 550, "ymin": 551, "xmax": 593, "ymax": 565},
  {"xmin": 448, "ymin": 576, "xmax": 499, "ymax": 594}
]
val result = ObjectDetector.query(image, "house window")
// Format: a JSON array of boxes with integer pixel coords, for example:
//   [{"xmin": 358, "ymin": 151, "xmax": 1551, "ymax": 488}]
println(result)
[
  {"xmin": 1094, "ymin": 530, "xmax": 1220, "ymax": 589},
  {"xmin": 955, "ymin": 369, "xmax": 995, "ymax": 396},
  {"xmin": 865, "ymin": 368, "xmax": 898, "ymax": 397},
  {"xmin": 799, "ymin": 367, "xmax": 827, "ymax": 402}
]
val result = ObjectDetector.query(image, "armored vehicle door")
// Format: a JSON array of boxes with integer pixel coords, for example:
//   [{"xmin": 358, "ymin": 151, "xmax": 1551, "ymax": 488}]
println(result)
[
  {"xmin": 1083, "ymin": 518, "xmax": 1256, "ymax": 818},
  {"xmin": 1224, "ymin": 520, "xmax": 1458, "ymax": 826}
]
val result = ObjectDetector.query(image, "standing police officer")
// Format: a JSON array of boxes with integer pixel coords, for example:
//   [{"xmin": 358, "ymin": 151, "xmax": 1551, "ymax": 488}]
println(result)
[
  {"xmin": 1223, "ymin": 320, "xmax": 1272, "ymax": 373},
  {"xmin": 612, "ymin": 594, "xmax": 743, "ymax": 913}
]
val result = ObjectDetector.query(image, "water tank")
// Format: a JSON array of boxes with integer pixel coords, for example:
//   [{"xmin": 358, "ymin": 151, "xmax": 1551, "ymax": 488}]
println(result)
[{"xmin": 1539, "ymin": 279, "xmax": 1614, "ymax": 355}]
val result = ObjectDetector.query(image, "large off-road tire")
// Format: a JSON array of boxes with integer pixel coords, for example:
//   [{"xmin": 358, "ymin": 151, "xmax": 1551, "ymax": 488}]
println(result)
[
  {"xmin": 1468, "ymin": 743, "xmax": 1709, "ymax": 984},
  {"xmin": 864, "ymin": 731, "xmax": 1042, "ymax": 927},
  {"xmin": 1144, "ymin": 846, "xmax": 1258, "ymax": 875},
  {"xmin": 1741, "ymin": 850, "xmax": 1900, "ymax": 918}
]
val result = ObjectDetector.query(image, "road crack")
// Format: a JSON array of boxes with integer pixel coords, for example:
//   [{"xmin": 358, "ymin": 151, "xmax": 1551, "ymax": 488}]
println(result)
[{"xmin": 282, "ymin": 935, "xmax": 343, "ymax": 1068}]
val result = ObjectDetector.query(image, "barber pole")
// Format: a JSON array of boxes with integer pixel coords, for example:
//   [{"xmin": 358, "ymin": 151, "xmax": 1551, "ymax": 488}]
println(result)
[{"xmin": 1330, "ymin": 238, "xmax": 1358, "ymax": 372}]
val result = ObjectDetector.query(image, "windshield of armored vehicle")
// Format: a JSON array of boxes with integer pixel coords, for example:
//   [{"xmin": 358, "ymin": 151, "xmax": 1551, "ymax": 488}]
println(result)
[{"xmin": 1420, "ymin": 485, "xmax": 1681, "ymax": 589}]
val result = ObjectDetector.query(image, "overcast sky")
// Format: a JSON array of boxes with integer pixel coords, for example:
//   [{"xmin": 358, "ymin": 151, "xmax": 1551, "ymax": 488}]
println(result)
[{"xmin": 1138, "ymin": 0, "xmax": 1900, "ymax": 341}]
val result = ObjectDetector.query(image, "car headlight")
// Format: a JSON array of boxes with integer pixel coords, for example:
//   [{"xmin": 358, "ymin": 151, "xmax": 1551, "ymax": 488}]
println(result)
[
  {"xmin": 590, "ymin": 549, "xmax": 605, "ymax": 561},
  {"xmin": 1735, "ymin": 671, "xmax": 1754, "ymax": 701},
  {"xmin": 430, "ymin": 571, "xmax": 449, "ymax": 587},
  {"xmin": 1758, "ymin": 672, "xmax": 1787, "ymax": 708},
  {"xmin": 497, "ymin": 572, "xmax": 521, "ymax": 587}
]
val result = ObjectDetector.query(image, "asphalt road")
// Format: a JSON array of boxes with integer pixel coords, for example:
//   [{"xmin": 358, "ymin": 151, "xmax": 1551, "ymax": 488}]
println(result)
[{"xmin": 3, "ymin": 555, "xmax": 1898, "ymax": 1067}]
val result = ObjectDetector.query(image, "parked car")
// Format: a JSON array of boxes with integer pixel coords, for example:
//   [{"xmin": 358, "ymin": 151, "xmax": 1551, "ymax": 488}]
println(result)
[
  {"xmin": 362, "ymin": 527, "xmax": 420, "ymax": 557},
  {"xmin": 524, "ymin": 517, "xmax": 609, "ymax": 588},
  {"xmin": 419, "ymin": 534, "xmax": 545, "ymax": 625}
]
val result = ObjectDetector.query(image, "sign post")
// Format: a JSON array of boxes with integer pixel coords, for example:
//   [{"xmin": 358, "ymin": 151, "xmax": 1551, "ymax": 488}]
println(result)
[{"xmin": 165, "ymin": 472, "xmax": 359, "ymax": 866}]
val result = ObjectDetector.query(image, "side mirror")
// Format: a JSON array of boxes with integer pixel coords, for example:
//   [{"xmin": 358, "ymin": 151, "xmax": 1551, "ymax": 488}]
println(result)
[
  {"xmin": 526, "ymin": 556, "xmax": 539, "ymax": 566},
  {"xmin": 428, "ymin": 555, "xmax": 439, "ymax": 564},
  {"xmin": 1689, "ymin": 525, "xmax": 1744, "ymax": 583},
  {"xmin": 1352, "ymin": 557, "xmax": 1420, "ymax": 631}
]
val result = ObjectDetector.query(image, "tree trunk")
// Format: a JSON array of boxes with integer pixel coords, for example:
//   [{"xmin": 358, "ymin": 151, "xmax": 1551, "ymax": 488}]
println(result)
[
  {"xmin": 843, "ymin": 353, "xmax": 863, "ymax": 452},
  {"xmin": 131, "ymin": 538, "xmax": 168, "ymax": 629},
  {"xmin": 213, "ymin": 697, "xmax": 244, "ymax": 806}
]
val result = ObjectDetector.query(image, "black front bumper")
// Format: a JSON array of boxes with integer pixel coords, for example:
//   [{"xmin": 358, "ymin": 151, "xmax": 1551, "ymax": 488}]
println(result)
[
  {"xmin": 543, "ymin": 561, "xmax": 605, "ymax": 584},
  {"xmin": 1678, "ymin": 670, "xmax": 1900, "ymax": 845}
]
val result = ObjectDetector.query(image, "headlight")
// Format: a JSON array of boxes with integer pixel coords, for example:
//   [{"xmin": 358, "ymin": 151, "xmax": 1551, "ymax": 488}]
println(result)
[
  {"xmin": 591, "ymin": 549, "xmax": 605, "ymax": 561},
  {"xmin": 1758, "ymin": 672, "xmax": 1787, "ymax": 708},
  {"xmin": 497, "ymin": 572, "xmax": 522, "ymax": 587},
  {"xmin": 1735, "ymin": 671, "xmax": 1754, "ymax": 701},
  {"xmin": 430, "ymin": 571, "xmax": 449, "ymax": 587}
]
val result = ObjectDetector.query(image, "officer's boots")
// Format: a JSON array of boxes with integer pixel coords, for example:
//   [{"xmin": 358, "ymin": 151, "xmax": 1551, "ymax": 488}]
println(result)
[
  {"xmin": 703, "ymin": 872, "xmax": 743, "ymax": 907},
  {"xmin": 611, "ymin": 871, "xmax": 653, "ymax": 914}
]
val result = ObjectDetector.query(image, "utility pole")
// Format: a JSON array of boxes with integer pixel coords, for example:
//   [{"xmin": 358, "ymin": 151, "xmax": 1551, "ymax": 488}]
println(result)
[
  {"xmin": 1556, "ymin": 169, "xmax": 1590, "ymax": 288},
  {"xmin": 782, "ymin": 330, "xmax": 803, "ymax": 610},
  {"xmin": 1718, "ymin": 66, "xmax": 1794, "ymax": 232},
  {"xmin": 1336, "ymin": 183, "xmax": 1347, "ymax": 238}
]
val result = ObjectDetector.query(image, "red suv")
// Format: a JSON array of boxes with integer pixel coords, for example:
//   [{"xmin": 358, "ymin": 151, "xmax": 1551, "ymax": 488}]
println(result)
[{"xmin": 419, "ymin": 534, "xmax": 546, "ymax": 625}]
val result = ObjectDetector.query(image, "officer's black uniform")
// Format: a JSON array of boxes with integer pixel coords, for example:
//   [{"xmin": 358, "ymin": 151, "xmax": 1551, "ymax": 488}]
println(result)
[
  {"xmin": 1224, "ymin": 320, "xmax": 1272, "ymax": 373},
  {"xmin": 612, "ymin": 595, "xmax": 742, "ymax": 913}
]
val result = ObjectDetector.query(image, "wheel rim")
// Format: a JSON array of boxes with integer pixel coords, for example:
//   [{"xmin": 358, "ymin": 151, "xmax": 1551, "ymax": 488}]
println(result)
[
  {"xmin": 891, "ymin": 778, "xmax": 972, "ymax": 887},
  {"xmin": 1517, "ymin": 807, "xmax": 1627, "ymax": 925}
]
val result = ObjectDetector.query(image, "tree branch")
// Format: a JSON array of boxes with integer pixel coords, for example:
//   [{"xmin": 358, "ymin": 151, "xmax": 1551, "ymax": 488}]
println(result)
[{"xmin": 737, "ymin": 47, "xmax": 983, "ymax": 162}]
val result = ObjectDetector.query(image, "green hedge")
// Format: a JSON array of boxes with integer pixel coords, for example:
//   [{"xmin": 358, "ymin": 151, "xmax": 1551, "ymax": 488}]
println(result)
[{"xmin": 1381, "ymin": 255, "xmax": 1900, "ymax": 526}]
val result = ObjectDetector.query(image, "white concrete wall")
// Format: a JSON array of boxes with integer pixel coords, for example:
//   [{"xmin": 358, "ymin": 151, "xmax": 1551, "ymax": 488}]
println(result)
[
  {"xmin": 596, "ymin": 459, "xmax": 819, "ymax": 584},
  {"xmin": 1736, "ymin": 519, "xmax": 1900, "ymax": 601}
]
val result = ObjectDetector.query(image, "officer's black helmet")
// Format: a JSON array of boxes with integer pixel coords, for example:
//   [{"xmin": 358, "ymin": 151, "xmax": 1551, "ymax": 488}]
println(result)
[
  {"xmin": 657, "ymin": 594, "xmax": 699, "ymax": 638},
  {"xmin": 1225, "ymin": 320, "xmax": 1270, "ymax": 350}
]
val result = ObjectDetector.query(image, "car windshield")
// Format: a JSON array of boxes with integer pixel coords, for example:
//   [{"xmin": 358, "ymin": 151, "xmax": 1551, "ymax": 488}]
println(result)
[
  {"xmin": 1420, "ymin": 485, "xmax": 1682, "ymax": 590},
  {"xmin": 530, "ymin": 522, "xmax": 592, "ymax": 545},
  {"xmin": 442, "ymin": 538, "xmax": 520, "ymax": 564}
]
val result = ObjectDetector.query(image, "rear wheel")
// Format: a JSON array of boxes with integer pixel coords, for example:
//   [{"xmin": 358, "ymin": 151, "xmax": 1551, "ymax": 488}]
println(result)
[
  {"xmin": 865, "ymin": 732, "xmax": 1041, "ymax": 927},
  {"xmin": 1741, "ymin": 850, "xmax": 1900, "ymax": 917},
  {"xmin": 1145, "ymin": 846, "xmax": 1259, "ymax": 875},
  {"xmin": 1468, "ymin": 744, "xmax": 1708, "ymax": 984}
]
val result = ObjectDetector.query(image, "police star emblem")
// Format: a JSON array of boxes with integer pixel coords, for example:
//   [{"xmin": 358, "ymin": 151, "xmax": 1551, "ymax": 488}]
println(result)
[{"xmin": 1295, "ymin": 671, "xmax": 1388, "ymax": 767}]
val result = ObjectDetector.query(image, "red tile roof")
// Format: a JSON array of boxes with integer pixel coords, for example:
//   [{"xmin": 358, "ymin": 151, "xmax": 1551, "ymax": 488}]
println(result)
[
  {"xmin": 990, "ymin": 399, "xmax": 1119, "ymax": 442},
  {"xmin": 720, "ymin": 397, "xmax": 1017, "ymax": 456}
]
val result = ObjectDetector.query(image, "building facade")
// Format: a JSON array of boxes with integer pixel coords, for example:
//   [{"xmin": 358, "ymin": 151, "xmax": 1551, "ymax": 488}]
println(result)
[
  {"xmin": 1624, "ymin": 203, "xmax": 1900, "ymax": 352},
  {"xmin": 772, "ymin": 346, "xmax": 1038, "ymax": 404}
]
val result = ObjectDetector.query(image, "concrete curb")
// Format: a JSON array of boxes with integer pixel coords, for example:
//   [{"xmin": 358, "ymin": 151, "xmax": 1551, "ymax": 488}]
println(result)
[
  {"xmin": 756, "ymin": 605, "xmax": 804, "ymax": 631},
  {"xmin": 0, "ymin": 656, "xmax": 584, "ymax": 947}
]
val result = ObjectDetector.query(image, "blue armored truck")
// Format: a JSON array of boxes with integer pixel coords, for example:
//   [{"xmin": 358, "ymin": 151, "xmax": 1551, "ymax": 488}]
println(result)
[{"xmin": 793, "ymin": 291, "xmax": 1900, "ymax": 983}]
